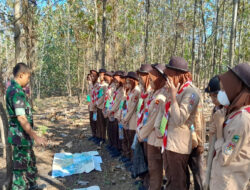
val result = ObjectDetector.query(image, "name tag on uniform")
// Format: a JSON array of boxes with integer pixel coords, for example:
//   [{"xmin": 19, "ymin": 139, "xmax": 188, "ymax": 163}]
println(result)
[
  {"xmin": 105, "ymin": 100, "xmax": 111, "ymax": 108},
  {"xmin": 119, "ymin": 100, "xmax": 124, "ymax": 110},
  {"xmin": 87, "ymin": 95, "xmax": 91, "ymax": 102},
  {"xmin": 137, "ymin": 98, "xmax": 143, "ymax": 113},
  {"xmin": 98, "ymin": 88, "xmax": 104, "ymax": 98},
  {"xmin": 160, "ymin": 116, "xmax": 168, "ymax": 135}
]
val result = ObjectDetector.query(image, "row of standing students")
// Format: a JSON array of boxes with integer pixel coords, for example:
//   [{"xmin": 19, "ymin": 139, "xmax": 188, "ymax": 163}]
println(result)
[{"xmin": 87, "ymin": 57, "xmax": 250, "ymax": 190}]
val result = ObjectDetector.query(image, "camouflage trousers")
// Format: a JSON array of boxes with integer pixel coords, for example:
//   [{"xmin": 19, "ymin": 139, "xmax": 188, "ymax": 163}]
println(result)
[{"xmin": 12, "ymin": 146, "xmax": 38, "ymax": 190}]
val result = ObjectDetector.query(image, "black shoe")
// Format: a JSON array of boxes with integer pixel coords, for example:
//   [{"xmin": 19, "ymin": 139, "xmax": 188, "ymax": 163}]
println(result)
[
  {"xmin": 138, "ymin": 184, "xmax": 147, "ymax": 190},
  {"xmin": 88, "ymin": 136, "xmax": 94, "ymax": 141},
  {"xmin": 124, "ymin": 161, "xmax": 133, "ymax": 168},
  {"xmin": 119, "ymin": 156, "xmax": 126, "ymax": 161},
  {"xmin": 111, "ymin": 151, "xmax": 121, "ymax": 158},
  {"xmin": 122, "ymin": 157, "xmax": 130, "ymax": 163},
  {"xmin": 29, "ymin": 184, "xmax": 47, "ymax": 190},
  {"xmin": 108, "ymin": 147, "xmax": 116, "ymax": 153},
  {"xmin": 93, "ymin": 138, "xmax": 101, "ymax": 144},
  {"xmin": 105, "ymin": 144, "xmax": 111, "ymax": 150}
]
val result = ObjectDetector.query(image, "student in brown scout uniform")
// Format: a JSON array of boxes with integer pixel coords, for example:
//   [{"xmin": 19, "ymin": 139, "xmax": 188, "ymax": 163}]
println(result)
[
  {"xmin": 107, "ymin": 71, "xmax": 125, "ymax": 157},
  {"xmin": 205, "ymin": 75, "xmax": 222, "ymax": 144},
  {"xmin": 133, "ymin": 64, "xmax": 153, "ymax": 190},
  {"xmin": 162, "ymin": 57, "xmax": 202, "ymax": 190},
  {"xmin": 210, "ymin": 63, "xmax": 250, "ymax": 190},
  {"xmin": 87, "ymin": 74, "xmax": 93, "ymax": 141},
  {"xmin": 119, "ymin": 75, "xmax": 130, "ymax": 163},
  {"xmin": 89, "ymin": 70, "xmax": 99, "ymax": 141},
  {"xmin": 138, "ymin": 64, "xmax": 168, "ymax": 190},
  {"xmin": 121, "ymin": 72, "xmax": 141, "ymax": 167},
  {"xmin": 96, "ymin": 69, "xmax": 108, "ymax": 144},
  {"xmin": 102, "ymin": 72, "xmax": 116, "ymax": 150}
]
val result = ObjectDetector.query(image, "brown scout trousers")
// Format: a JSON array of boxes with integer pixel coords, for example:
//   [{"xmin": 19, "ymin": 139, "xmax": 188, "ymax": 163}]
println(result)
[
  {"xmin": 186, "ymin": 147, "xmax": 204, "ymax": 190},
  {"xmin": 141, "ymin": 142, "xmax": 150, "ymax": 189},
  {"xmin": 109, "ymin": 119, "xmax": 122, "ymax": 150},
  {"xmin": 89, "ymin": 111, "xmax": 97, "ymax": 137},
  {"xmin": 165, "ymin": 150, "xmax": 189, "ymax": 190},
  {"xmin": 147, "ymin": 144, "xmax": 164, "ymax": 190},
  {"xmin": 106, "ymin": 118, "xmax": 112, "ymax": 145},
  {"xmin": 96, "ymin": 108, "xmax": 106, "ymax": 140},
  {"xmin": 122, "ymin": 129, "xmax": 136, "ymax": 159},
  {"xmin": 122, "ymin": 128, "xmax": 130, "ymax": 158},
  {"xmin": 128, "ymin": 130, "xmax": 136, "ymax": 159}
]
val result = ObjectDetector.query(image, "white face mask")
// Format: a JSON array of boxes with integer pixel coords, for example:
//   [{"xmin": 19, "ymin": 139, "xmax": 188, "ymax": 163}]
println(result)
[{"xmin": 217, "ymin": 90, "xmax": 230, "ymax": 106}]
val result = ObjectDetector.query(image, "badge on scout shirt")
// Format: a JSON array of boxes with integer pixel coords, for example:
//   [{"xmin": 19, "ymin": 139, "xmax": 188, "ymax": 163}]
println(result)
[
  {"xmin": 189, "ymin": 93, "xmax": 196, "ymax": 111},
  {"xmin": 224, "ymin": 135, "xmax": 240, "ymax": 155},
  {"xmin": 98, "ymin": 88, "xmax": 104, "ymax": 98},
  {"xmin": 232, "ymin": 135, "xmax": 240, "ymax": 143},
  {"xmin": 87, "ymin": 94, "xmax": 91, "ymax": 102},
  {"xmin": 225, "ymin": 142, "xmax": 235, "ymax": 155},
  {"xmin": 105, "ymin": 100, "xmax": 111, "ymax": 108},
  {"xmin": 160, "ymin": 116, "xmax": 168, "ymax": 135},
  {"xmin": 137, "ymin": 98, "xmax": 143, "ymax": 113}
]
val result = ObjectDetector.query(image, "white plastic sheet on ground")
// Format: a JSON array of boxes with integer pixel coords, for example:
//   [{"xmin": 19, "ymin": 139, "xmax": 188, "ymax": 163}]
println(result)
[
  {"xmin": 51, "ymin": 151, "xmax": 102, "ymax": 178},
  {"xmin": 73, "ymin": 186, "xmax": 100, "ymax": 190}
]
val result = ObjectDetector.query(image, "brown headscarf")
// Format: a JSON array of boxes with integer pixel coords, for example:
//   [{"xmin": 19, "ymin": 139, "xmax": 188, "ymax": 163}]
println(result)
[
  {"xmin": 219, "ymin": 70, "xmax": 250, "ymax": 114},
  {"xmin": 164, "ymin": 68, "xmax": 192, "ymax": 87},
  {"xmin": 149, "ymin": 69, "xmax": 166, "ymax": 91},
  {"xmin": 139, "ymin": 73, "xmax": 150, "ymax": 91}
]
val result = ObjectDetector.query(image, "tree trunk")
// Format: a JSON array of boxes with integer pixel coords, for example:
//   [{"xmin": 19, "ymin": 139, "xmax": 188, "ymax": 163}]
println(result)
[
  {"xmin": 218, "ymin": 0, "xmax": 226, "ymax": 73},
  {"xmin": 14, "ymin": 0, "xmax": 23, "ymax": 64},
  {"xmin": 0, "ymin": 102, "xmax": 12, "ymax": 190},
  {"xmin": 23, "ymin": 0, "xmax": 37, "ymax": 105},
  {"xmin": 229, "ymin": 0, "xmax": 239, "ymax": 67},
  {"xmin": 212, "ymin": 0, "xmax": 220, "ymax": 74},
  {"xmin": 66, "ymin": 4, "xmax": 72, "ymax": 97},
  {"xmin": 144, "ymin": 0, "xmax": 150, "ymax": 64},
  {"xmin": 191, "ymin": 0, "xmax": 197, "ymax": 76},
  {"xmin": 94, "ymin": 0, "xmax": 100, "ymax": 70},
  {"xmin": 101, "ymin": 0, "xmax": 107, "ymax": 69},
  {"xmin": 237, "ymin": 0, "xmax": 244, "ymax": 64}
]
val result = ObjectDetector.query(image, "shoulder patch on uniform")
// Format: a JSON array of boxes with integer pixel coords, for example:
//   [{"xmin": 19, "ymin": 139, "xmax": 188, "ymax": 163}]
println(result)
[
  {"xmin": 224, "ymin": 142, "xmax": 235, "ymax": 155},
  {"xmin": 156, "ymin": 94, "xmax": 166, "ymax": 102},
  {"xmin": 232, "ymin": 135, "xmax": 240, "ymax": 143},
  {"xmin": 188, "ymin": 93, "xmax": 196, "ymax": 111},
  {"xmin": 155, "ymin": 99, "xmax": 160, "ymax": 105}
]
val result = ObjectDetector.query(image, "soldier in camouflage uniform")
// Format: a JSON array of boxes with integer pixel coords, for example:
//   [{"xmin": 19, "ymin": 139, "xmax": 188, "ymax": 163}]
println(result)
[{"xmin": 6, "ymin": 63, "xmax": 47, "ymax": 190}]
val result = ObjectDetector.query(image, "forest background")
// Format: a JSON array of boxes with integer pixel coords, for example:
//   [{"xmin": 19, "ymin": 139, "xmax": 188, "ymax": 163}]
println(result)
[{"xmin": 0, "ymin": 0, "xmax": 249, "ymax": 101}]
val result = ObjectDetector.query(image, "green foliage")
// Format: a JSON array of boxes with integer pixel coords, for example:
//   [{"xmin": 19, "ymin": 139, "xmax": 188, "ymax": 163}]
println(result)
[{"xmin": 0, "ymin": 0, "xmax": 249, "ymax": 98}]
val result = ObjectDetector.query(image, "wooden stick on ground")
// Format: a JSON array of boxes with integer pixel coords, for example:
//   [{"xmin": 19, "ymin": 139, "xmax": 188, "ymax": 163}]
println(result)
[{"xmin": 203, "ymin": 135, "xmax": 216, "ymax": 190}]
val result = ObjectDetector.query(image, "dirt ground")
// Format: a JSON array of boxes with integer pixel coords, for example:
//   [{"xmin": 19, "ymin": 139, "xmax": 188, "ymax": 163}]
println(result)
[
  {"xmin": 0, "ymin": 96, "xmax": 218, "ymax": 190},
  {"xmin": 0, "ymin": 97, "xmax": 140, "ymax": 190}
]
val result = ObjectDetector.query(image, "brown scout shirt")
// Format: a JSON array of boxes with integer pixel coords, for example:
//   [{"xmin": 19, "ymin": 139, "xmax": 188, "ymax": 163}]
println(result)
[
  {"xmin": 210, "ymin": 105, "xmax": 250, "ymax": 190},
  {"xmin": 118, "ymin": 89, "xmax": 127, "ymax": 124},
  {"xmin": 123, "ymin": 85, "xmax": 141, "ymax": 131},
  {"xmin": 136, "ymin": 86, "xmax": 153, "ymax": 132},
  {"xmin": 90, "ymin": 82, "xmax": 99, "ymax": 112},
  {"xmin": 138, "ymin": 88, "xmax": 167, "ymax": 147},
  {"xmin": 110, "ymin": 86, "xmax": 125, "ymax": 120},
  {"xmin": 166, "ymin": 84, "xmax": 201, "ymax": 154},
  {"xmin": 96, "ymin": 81, "xmax": 108, "ymax": 110},
  {"xmin": 103, "ymin": 82, "xmax": 116, "ymax": 118}
]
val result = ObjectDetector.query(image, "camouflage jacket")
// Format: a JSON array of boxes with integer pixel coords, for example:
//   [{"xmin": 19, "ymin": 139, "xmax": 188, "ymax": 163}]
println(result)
[{"xmin": 6, "ymin": 80, "xmax": 33, "ymax": 146}]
